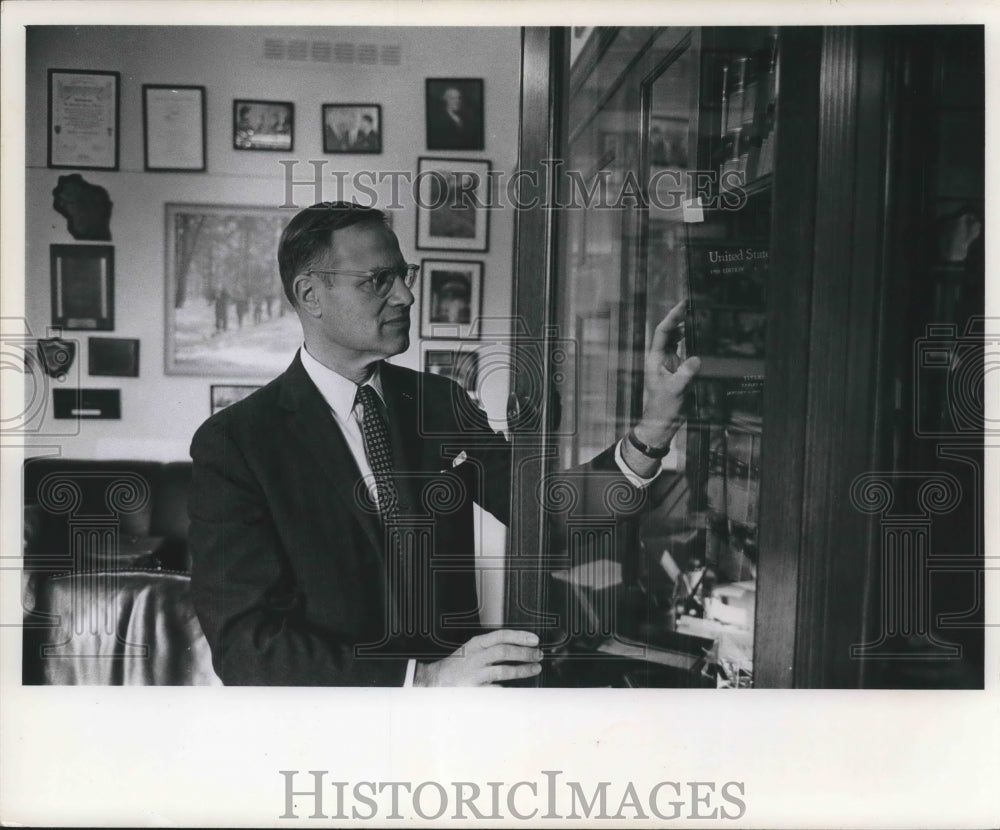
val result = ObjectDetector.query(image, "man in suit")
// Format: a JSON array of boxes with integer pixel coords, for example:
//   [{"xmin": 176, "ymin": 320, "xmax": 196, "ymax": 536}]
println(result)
[
  {"xmin": 188, "ymin": 201, "xmax": 699, "ymax": 686},
  {"xmin": 427, "ymin": 86, "xmax": 482, "ymax": 150},
  {"xmin": 324, "ymin": 112, "xmax": 352, "ymax": 152},
  {"xmin": 351, "ymin": 113, "xmax": 380, "ymax": 152}
]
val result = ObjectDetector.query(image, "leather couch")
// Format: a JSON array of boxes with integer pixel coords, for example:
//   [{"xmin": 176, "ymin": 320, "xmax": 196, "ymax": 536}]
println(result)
[{"xmin": 21, "ymin": 458, "xmax": 220, "ymax": 685}]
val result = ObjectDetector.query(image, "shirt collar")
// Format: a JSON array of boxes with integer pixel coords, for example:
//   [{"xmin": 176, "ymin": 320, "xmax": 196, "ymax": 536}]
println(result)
[{"xmin": 299, "ymin": 345, "xmax": 385, "ymax": 421}]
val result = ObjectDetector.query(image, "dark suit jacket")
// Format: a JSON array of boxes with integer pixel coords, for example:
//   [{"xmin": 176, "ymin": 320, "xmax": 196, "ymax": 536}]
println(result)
[
  {"xmin": 188, "ymin": 353, "xmax": 643, "ymax": 686},
  {"xmin": 428, "ymin": 107, "xmax": 481, "ymax": 150}
]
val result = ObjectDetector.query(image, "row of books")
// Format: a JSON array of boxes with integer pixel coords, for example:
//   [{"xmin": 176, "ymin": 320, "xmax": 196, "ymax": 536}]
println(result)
[{"xmin": 718, "ymin": 32, "xmax": 779, "ymax": 185}]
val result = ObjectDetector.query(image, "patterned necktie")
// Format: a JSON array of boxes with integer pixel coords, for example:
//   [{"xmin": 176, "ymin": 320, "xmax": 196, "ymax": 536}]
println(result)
[{"xmin": 355, "ymin": 384, "xmax": 399, "ymax": 522}]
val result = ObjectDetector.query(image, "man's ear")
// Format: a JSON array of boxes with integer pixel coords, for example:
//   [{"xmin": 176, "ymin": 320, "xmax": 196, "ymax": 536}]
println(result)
[{"xmin": 293, "ymin": 274, "xmax": 321, "ymax": 317}]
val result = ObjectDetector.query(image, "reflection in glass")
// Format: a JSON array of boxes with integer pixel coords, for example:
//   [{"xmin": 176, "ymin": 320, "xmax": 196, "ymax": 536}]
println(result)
[{"xmin": 548, "ymin": 27, "xmax": 780, "ymax": 687}]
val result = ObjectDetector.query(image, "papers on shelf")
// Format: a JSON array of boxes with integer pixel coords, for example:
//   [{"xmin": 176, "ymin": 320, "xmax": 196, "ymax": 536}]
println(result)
[{"xmin": 551, "ymin": 558, "xmax": 622, "ymax": 591}]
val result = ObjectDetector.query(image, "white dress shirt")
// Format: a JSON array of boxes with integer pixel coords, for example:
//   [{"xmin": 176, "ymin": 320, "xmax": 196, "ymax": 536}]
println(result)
[
  {"xmin": 299, "ymin": 345, "xmax": 657, "ymax": 686},
  {"xmin": 300, "ymin": 344, "xmax": 385, "ymax": 502},
  {"xmin": 300, "ymin": 346, "xmax": 419, "ymax": 685}
]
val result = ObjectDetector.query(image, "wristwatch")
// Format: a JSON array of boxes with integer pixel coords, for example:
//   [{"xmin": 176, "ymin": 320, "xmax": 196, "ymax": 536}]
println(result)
[{"xmin": 626, "ymin": 429, "xmax": 672, "ymax": 459}]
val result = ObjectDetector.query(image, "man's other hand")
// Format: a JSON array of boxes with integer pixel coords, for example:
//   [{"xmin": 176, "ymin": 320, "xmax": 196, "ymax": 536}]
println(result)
[
  {"xmin": 634, "ymin": 298, "xmax": 702, "ymax": 448},
  {"xmin": 413, "ymin": 629, "xmax": 543, "ymax": 687}
]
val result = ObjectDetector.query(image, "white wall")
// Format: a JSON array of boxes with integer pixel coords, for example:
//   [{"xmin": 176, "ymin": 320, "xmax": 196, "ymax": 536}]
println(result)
[
  {"xmin": 24, "ymin": 25, "xmax": 520, "ymax": 461},
  {"xmin": 24, "ymin": 25, "xmax": 520, "ymax": 626}
]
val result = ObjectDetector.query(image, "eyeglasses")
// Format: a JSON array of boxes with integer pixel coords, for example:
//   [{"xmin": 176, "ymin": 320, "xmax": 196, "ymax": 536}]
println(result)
[{"xmin": 307, "ymin": 263, "xmax": 419, "ymax": 299}]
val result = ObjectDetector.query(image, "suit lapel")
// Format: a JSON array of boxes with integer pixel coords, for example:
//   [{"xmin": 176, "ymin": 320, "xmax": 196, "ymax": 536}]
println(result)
[
  {"xmin": 278, "ymin": 354, "xmax": 385, "ymax": 565},
  {"xmin": 380, "ymin": 362, "xmax": 423, "ymax": 473}
]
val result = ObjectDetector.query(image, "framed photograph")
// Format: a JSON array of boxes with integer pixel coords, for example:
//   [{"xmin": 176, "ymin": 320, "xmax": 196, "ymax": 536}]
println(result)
[
  {"xmin": 233, "ymin": 99, "xmax": 294, "ymax": 151},
  {"xmin": 50, "ymin": 244, "xmax": 114, "ymax": 330},
  {"xmin": 425, "ymin": 78, "xmax": 484, "ymax": 151},
  {"xmin": 165, "ymin": 203, "xmax": 300, "ymax": 376},
  {"xmin": 88, "ymin": 337, "xmax": 139, "ymax": 377},
  {"xmin": 423, "ymin": 347, "xmax": 480, "ymax": 397},
  {"xmin": 210, "ymin": 384, "xmax": 261, "ymax": 415},
  {"xmin": 419, "ymin": 259, "xmax": 482, "ymax": 340},
  {"xmin": 48, "ymin": 69, "xmax": 120, "ymax": 170},
  {"xmin": 415, "ymin": 157, "xmax": 491, "ymax": 252},
  {"xmin": 143, "ymin": 85, "xmax": 206, "ymax": 171},
  {"xmin": 322, "ymin": 104, "xmax": 382, "ymax": 154}
]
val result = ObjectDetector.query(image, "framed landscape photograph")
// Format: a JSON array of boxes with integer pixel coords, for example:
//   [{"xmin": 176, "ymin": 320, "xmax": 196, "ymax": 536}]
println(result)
[
  {"xmin": 48, "ymin": 69, "xmax": 120, "ymax": 170},
  {"xmin": 50, "ymin": 244, "xmax": 114, "ymax": 330},
  {"xmin": 210, "ymin": 384, "xmax": 261, "ymax": 415},
  {"xmin": 143, "ymin": 84, "xmax": 206, "ymax": 171},
  {"xmin": 419, "ymin": 259, "xmax": 482, "ymax": 340},
  {"xmin": 233, "ymin": 99, "xmax": 294, "ymax": 151},
  {"xmin": 425, "ymin": 78, "xmax": 484, "ymax": 151},
  {"xmin": 164, "ymin": 203, "xmax": 301, "ymax": 376},
  {"xmin": 415, "ymin": 157, "xmax": 491, "ymax": 252},
  {"xmin": 322, "ymin": 103, "xmax": 382, "ymax": 154},
  {"xmin": 88, "ymin": 337, "xmax": 139, "ymax": 377}
]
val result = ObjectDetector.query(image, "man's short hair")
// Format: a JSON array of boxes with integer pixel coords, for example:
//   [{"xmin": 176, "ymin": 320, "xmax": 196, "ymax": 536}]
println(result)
[{"xmin": 277, "ymin": 201, "xmax": 387, "ymax": 305}]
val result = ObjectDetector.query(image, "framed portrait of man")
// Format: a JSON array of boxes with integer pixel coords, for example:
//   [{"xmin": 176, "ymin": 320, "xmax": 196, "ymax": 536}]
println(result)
[
  {"xmin": 425, "ymin": 78, "xmax": 484, "ymax": 151},
  {"xmin": 419, "ymin": 259, "xmax": 483, "ymax": 339},
  {"xmin": 415, "ymin": 157, "xmax": 491, "ymax": 252}
]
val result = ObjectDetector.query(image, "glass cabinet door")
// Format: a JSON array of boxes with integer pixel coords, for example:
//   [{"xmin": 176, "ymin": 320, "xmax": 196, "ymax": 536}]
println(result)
[{"xmin": 541, "ymin": 27, "xmax": 781, "ymax": 687}]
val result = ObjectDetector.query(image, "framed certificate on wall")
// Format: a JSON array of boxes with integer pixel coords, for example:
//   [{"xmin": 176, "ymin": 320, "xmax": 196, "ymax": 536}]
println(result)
[
  {"xmin": 48, "ymin": 69, "xmax": 120, "ymax": 170},
  {"xmin": 143, "ymin": 84, "xmax": 206, "ymax": 172}
]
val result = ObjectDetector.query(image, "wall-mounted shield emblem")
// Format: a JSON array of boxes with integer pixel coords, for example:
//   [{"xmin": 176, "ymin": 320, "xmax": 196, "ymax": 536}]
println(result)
[{"xmin": 37, "ymin": 338, "xmax": 76, "ymax": 378}]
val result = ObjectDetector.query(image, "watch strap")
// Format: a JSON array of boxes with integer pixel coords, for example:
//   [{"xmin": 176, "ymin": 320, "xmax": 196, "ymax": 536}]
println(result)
[{"xmin": 626, "ymin": 429, "xmax": 671, "ymax": 459}]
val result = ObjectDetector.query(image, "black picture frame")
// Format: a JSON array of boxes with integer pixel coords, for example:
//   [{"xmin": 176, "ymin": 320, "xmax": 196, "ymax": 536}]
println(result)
[
  {"xmin": 233, "ymin": 99, "xmax": 294, "ymax": 151},
  {"xmin": 425, "ymin": 78, "xmax": 484, "ymax": 151},
  {"xmin": 211, "ymin": 384, "xmax": 262, "ymax": 415},
  {"xmin": 88, "ymin": 337, "xmax": 139, "ymax": 377},
  {"xmin": 419, "ymin": 259, "xmax": 483, "ymax": 340},
  {"xmin": 423, "ymin": 347, "xmax": 480, "ymax": 396},
  {"xmin": 47, "ymin": 68, "xmax": 120, "ymax": 170},
  {"xmin": 50, "ymin": 244, "xmax": 114, "ymax": 331},
  {"xmin": 142, "ymin": 84, "xmax": 206, "ymax": 172},
  {"xmin": 322, "ymin": 103, "xmax": 382, "ymax": 154},
  {"xmin": 415, "ymin": 157, "xmax": 491, "ymax": 253}
]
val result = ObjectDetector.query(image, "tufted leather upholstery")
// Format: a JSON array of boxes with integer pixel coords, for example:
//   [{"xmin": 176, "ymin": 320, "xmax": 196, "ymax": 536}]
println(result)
[
  {"xmin": 22, "ymin": 569, "xmax": 221, "ymax": 686},
  {"xmin": 22, "ymin": 459, "xmax": 217, "ymax": 685},
  {"xmin": 22, "ymin": 458, "xmax": 193, "ymax": 573}
]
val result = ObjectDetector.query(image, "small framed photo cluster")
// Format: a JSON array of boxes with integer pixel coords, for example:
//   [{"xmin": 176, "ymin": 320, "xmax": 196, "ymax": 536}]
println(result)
[
  {"xmin": 418, "ymin": 79, "xmax": 488, "ymax": 387},
  {"xmin": 416, "ymin": 78, "xmax": 489, "ymax": 255}
]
